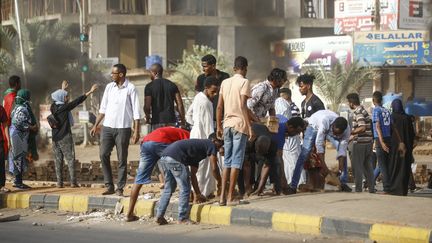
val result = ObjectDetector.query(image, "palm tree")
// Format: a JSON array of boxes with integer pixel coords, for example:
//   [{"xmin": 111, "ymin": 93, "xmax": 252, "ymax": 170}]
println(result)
[
  {"xmin": 168, "ymin": 45, "xmax": 230, "ymax": 98},
  {"xmin": 0, "ymin": 20, "xmax": 81, "ymax": 95},
  {"xmin": 307, "ymin": 60, "xmax": 379, "ymax": 111}
]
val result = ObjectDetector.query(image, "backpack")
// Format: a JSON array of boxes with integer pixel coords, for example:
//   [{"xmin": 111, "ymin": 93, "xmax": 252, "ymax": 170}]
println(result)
[{"xmin": 47, "ymin": 113, "xmax": 60, "ymax": 129}]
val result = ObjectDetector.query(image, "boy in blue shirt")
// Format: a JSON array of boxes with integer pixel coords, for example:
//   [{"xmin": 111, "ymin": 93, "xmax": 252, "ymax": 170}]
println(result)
[{"xmin": 371, "ymin": 91, "xmax": 392, "ymax": 193}]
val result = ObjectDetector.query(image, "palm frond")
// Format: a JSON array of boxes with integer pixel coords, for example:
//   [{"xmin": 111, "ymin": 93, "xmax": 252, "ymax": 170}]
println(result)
[{"xmin": 308, "ymin": 61, "xmax": 377, "ymax": 111}]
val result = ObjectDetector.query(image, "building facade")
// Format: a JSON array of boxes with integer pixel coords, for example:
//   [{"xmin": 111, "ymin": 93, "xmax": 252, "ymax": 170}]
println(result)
[{"xmin": 1, "ymin": 0, "xmax": 335, "ymax": 79}]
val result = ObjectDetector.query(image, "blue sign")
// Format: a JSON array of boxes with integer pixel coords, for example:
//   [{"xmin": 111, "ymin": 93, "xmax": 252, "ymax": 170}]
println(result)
[{"xmin": 354, "ymin": 31, "xmax": 432, "ymax": 67}]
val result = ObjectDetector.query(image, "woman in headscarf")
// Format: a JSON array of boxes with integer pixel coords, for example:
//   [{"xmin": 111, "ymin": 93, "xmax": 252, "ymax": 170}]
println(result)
[
  {"xmin": 51, "ymin": 83, "xmax": 98, "ymax": 188},
  {"xmin": 10, "ymin": 89, "xmax": 37, "ymax": 189},
  {"xmin": 388, "ymin": 99, "xmax": 415, "ymax": 196}
]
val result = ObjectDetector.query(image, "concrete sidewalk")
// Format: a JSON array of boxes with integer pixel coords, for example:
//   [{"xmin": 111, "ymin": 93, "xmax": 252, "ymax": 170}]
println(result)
[{"xmin": 1, "ymin": 189, "xmax": 431, "ymax": 243}]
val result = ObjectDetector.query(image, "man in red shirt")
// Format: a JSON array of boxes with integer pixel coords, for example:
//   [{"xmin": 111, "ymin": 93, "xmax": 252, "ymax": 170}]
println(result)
[
  {"xmin": 3, "ymin": 76, "xmax": 21, "ymax": 155},
  {"xmin": 126, "ymin": 126, "xmax": 189, "ymax": 222}
]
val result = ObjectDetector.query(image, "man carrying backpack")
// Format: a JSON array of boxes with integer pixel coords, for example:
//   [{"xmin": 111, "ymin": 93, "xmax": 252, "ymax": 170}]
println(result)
[{"xmin": 50, "ymin": 81, "xmax": 98, "ymax": 188}]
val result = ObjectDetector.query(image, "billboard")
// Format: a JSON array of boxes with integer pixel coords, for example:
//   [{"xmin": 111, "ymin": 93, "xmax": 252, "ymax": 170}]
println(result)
[
  {"xmin": 271, "ymin": 36, "xmax": 353, "ymax": 74},
  {"xmin": 399, "ymin": 0, "xmax": 431, "ymax": 29},
  {"xmin": 354, "ymin": 30, "xmax": 432, "ymax": 66},
  {"xmin": 334, "ymin": 0, "xmax": 398, "ymax": 35}
]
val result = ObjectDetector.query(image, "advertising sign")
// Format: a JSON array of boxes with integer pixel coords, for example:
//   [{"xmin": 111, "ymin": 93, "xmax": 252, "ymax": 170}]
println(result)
[
  {"xmin": 91, "ymin": 57, "xmax": 119, "ymax": 77},
  {"xmin": 354, "ymin": 30, "xmax": 432, "ymax": 66},
  {"xmin": 271, "ymin": 36, "xmax": 353, "ymax": 74},
  {"xmin": 334, "ymin": 0, "xmax": 398, "ymax": 35},
  {"xmin": 399, "ymin": 0, "xmax": 431, "ymax": 29}
]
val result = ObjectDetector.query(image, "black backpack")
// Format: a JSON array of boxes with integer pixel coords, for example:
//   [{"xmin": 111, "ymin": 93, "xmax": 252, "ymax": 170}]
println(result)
[{"xmin": 47, "ymin": 113, "xmax": 60, "ymax": 129}]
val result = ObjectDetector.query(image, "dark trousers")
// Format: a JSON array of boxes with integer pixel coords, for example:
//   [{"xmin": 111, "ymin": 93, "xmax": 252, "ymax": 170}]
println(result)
[
  {"xmin": 100, "ymin": 126, "xmax": 131, "ymax": 191},
  {"xmin": 0, "ymin": 142, "xmax": 5, "ymax": 187},
  {"xmin": 349, "ymin": 141, "xmax": 375, "ymax": 192},
  {"xmin": 375, "ymin": 137, "xmax": 391, "ymax": 192}
]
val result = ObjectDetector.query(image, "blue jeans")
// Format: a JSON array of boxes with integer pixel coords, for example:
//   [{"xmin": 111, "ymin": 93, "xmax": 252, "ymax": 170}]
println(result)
[
  {"xmin": 156, "ymin": 156, "xmax": 191, "ymax": 221},
  {"xmin": 290, "ymin": 126, "xmax": 317, "ymax": 188},
  {"xmin": 223, "ymin": 127, "xmax": 247, "ymax": 169},
  {"xmin": 374, "ymin": 137, "xmax": 391, "ymax": 192},
  {"xmin": 134, "ymin": 142, "xmax": 168, "ymax": 184},
  {"xmin": 290, "ymin": 126, "xmax": 348, "ymax": 189}
]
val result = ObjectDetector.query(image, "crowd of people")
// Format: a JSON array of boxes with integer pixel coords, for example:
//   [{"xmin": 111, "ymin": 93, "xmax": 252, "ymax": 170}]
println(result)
[{"xmin": 0, "ymin": 55, "xmax": 430, "ymax": 224}]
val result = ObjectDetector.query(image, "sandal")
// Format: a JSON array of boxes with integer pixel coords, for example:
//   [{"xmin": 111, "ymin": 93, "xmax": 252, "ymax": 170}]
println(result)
[
  {"xmin": 250, "ymin": 190, "xmax": 264, "ymax": 197},
  {"xmin": 0, "ymin": 187, "xmax": 10, "ymax": 193},
  {"xmin": 156, "ymin": 217, "xmax": 168, "ymax": 225},
  {"xmin": 226, "ymin": 200, "xmax": 250, "ymax": 207},
  {"xmin": 218, "ymin": 201, "xmax": 227, "ymax": 206},
  {"xmin": 177, "ymin": 219, "xmax": 196, "ymax": 225},
  {"xmin": 125, "ymin": 215, "xmax": 139, "ymax": 222}
]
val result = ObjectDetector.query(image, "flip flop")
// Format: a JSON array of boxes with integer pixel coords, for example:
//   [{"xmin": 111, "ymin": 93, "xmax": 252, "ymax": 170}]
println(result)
[
  {"xmin": 156, "ymin": 217, "xmax": 168, "ymax": 225},
  {"xmin": 125, "ymin": 215, "xmax": 139, "ymax": 222},
  {"xmin": 0, "ymin": 187, "xmax": 10, "ymax": 193},
  {"xmin": 226, "ymin": 200, "xmax": 250, "ymax": 207},
  {"xmin": 218, "ymin": 201, "xmax": 227, "ymax": 206},
  {"xmin": 177, "ymin": 219, "xmax": 196, "ymax": 225}
]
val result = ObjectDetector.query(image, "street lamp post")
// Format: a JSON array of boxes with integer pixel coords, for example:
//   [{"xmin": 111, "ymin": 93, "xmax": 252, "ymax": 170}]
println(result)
[
  {"xmin": 76, "ymin": 0, "xmax": 90, "ymax": 146},
  {"xmin": 14, "ymin": 0, "xmax": 27, "ymax": 87}
]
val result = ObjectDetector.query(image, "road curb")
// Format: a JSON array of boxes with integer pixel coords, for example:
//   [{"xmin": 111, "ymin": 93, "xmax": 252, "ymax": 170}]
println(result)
[{"xmin": 1, "ymin": 192, "xmax": 431, "ymax": 243}]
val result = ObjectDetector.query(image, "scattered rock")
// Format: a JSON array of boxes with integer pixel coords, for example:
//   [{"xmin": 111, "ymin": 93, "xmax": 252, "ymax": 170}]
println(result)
[
  {"xmin": 0, "ymin": 215, "xmax": 20, "ymax": 222},
  {"xmin": 114, "ymin": 202, "xmax": 124, "ymax": 215}
]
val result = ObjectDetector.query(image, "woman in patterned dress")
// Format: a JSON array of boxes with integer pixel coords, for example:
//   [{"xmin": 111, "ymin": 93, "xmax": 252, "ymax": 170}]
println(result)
[{"xmin": 10, "ymin": 89, "xmax": 38, "ymax": 189}]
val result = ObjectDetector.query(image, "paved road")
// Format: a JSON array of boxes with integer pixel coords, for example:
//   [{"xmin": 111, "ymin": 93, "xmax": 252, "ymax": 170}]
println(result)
[{"xmin": 0, "ymin": 209, "xmax": 362, "ymax": 243}]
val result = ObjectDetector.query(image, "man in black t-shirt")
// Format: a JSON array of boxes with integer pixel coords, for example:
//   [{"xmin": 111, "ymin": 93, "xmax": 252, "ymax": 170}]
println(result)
[
  {"xmin": 296, "ymin": 74, "xmax": 325, "ymax": 119},
  {"xmin": 195, "ymin": 55, "xmax": 230, "ymax": 92},
  {"xmin": 155, "ymin": 134, "xmax": 223, "ymax": 225},
  {"xmin": 144, "ymin": 63, "xmax": 186, "ymax": 131},
  {"xmin": 195, "ymin": 55, "xmax": 230, "ymax": 121}
]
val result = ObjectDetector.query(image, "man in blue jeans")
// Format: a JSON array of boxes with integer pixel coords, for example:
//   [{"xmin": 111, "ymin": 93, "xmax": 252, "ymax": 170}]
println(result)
[
  {"xmin": 126, "ymin": 127, "xmax": 189, "ymax": 222},
  {"xmin": 286, "ymin": 110, "xmax": 352, "ymax": 194},
  {"xmin": 156, "ymin": 134, "xmax": 223, "ymax": 225},
  {"xmin": 216, "ymin": 56, "xmax": 255, "ymax": 206},
  {"xmin": 371, "ymin": 91, "xmax": 392, "ymax": 193}
]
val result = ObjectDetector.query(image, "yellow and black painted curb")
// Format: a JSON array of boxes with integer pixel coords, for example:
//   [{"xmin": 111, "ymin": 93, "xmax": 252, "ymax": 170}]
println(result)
[{"xmin": 1, "ymin": 193, "xmax": 431, "ymax": 243}]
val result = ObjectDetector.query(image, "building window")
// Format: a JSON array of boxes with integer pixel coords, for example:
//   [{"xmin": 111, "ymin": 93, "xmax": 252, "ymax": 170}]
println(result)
[
  {"xmin": 301, "ymin": 0, "xmax": 334, "ymax": 19},
  {"xmin": 235, "ymin": 0, "xmax": 284, "ymax": 18},
  {"xmin": 167, "ymin": 0, "xmax": 217, "ymax": 16},
  {"xmin": 107, "ymin": 0, "xmax": 149, "ymax": 15}
]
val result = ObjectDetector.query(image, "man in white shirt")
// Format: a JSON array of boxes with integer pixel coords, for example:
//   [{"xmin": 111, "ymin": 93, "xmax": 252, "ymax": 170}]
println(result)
[
  {"xmin": 91, "ymin": 63, "xmax": 141, "ymax": 196},
  {"xmin": 286, "ymin": 110, "xmax": 351, "ymax": 194}
]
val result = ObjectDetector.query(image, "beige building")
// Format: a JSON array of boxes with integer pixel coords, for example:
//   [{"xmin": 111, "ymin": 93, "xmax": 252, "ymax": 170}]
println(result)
[{"xmin": 1, "ymin": 0, "xmax": 336, "ymax": 80}]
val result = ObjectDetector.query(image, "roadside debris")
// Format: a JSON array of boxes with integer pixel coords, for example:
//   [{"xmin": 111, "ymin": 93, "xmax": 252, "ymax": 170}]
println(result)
[{"xmin": 0, "ymin": 214, "xmax": 20, "ymax": 222}]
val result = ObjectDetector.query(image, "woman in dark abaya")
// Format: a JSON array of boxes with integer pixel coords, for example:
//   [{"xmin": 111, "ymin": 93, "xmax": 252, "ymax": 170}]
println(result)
[{"xmin": 388, "ymin": 99, "xmax": 415, "ymax": 196}]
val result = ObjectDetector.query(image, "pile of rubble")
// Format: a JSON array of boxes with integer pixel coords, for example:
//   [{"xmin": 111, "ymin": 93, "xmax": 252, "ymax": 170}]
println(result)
[
  {"xmin": 413, "ymin": 164, "xmax": 431, "ymax": 184},
  {"xmin": 23, "ymin": 160, "xmax": 140, "ymax": 182}
]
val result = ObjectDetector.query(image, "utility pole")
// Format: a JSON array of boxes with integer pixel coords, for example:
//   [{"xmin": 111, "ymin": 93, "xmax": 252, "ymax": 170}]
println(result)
[
  {"xmin": 374, "ymin": 0, "xmax": 381, "ymax": 31},
  {"xmin": 77, "ymin": 0, "xmax": 90, "ymax": 146}
]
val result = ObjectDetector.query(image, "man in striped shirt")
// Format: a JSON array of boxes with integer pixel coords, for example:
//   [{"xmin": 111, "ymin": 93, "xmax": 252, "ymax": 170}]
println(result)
[
  {"xmin": 275, "ymin": 88, "xmax": 300, "ymax": 119},
  {"xmin": 346, "ymin": 93, "xmax": 375, "ymax": 193}
]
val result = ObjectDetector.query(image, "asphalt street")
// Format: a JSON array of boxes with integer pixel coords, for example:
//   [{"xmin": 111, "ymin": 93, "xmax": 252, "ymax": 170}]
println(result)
[{"xmin": 0, "ymin": 209, "xmax": 363, "ymax": 243}]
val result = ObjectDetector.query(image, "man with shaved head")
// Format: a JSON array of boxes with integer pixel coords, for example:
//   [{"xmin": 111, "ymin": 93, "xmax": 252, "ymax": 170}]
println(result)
[{"xmin": 145, "ymin": 63, "xmax": 185, "ymax": 131}]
